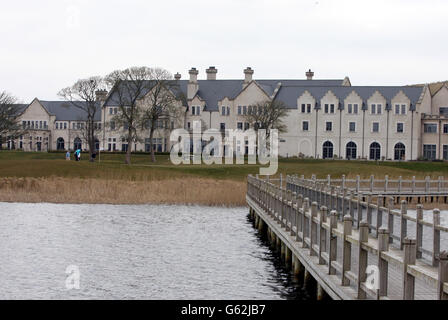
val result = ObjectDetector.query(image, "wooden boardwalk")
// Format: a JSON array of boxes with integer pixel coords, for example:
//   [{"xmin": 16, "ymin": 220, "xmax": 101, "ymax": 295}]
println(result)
[{"xmin": 247, "ymin": 175, "xmax": 448, "ymax": 300}]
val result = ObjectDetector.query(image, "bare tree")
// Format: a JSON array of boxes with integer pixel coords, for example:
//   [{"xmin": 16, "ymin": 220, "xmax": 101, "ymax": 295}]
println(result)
[
  {"xmin": 139, "ymin": 68, "xmax": 182, "ymax": 162},
  {"xmin": 58, "ymin": 77, "xmax": 104, "ymax": 162},
  {"xmin": 105, "ymin": 67, "xmax": 154, "ymax": 165},
  {"xmin": 0, "ymin": 91, "xmax": 27, "ymax": 141},
  {"xmin": 244, "ymin": 99, "xmax": 288, "ymax": 138}
]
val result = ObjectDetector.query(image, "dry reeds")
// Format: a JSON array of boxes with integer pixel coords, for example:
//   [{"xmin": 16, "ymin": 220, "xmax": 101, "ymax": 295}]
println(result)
[{"xmin": 0, "ymin": 177, "xmax": 247, "ymax": 207}]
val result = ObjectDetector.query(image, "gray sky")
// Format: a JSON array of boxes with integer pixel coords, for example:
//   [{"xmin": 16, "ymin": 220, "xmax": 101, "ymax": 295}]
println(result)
[{"xmin": 1, "ymin": 0, "xmax": 447, "ymax": 102}]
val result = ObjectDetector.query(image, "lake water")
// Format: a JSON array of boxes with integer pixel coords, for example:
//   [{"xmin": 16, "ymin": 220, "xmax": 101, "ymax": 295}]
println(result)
[{"xmin": 0, "ymin": 203, "xmax": 307, "ymax": 300}]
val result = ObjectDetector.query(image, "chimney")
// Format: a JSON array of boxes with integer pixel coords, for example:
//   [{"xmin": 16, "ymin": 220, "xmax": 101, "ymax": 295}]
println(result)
[
  {"xmin": 206, "ymin": 66, "xmax": 218, "ymax": 80},
  {"xmin": 95, "ymin": 89, "xmax": 108, "ymax": 102},
  {"xmin": 243, "ymin": 67, "xmax": 254, "ymax": 87},
  {"xmin": 174, "ymin": 72, "xmax": 181, "ymax": 80},
  {"xmin": 188, "ymin": 67, "xmax": 199, "ymax": 100},
  {"xmin": 306, "ymin": 69, "xmax": 314, "ymax": 80}
]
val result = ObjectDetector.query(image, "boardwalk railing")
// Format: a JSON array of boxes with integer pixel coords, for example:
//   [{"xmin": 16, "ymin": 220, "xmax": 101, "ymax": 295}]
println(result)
[
  {"xmin": 287, "ymin": 174, "xmax": 448, "ymax": 197},
  {"xmin": 247, "ymin": 174, "xmax": 448, "ymax": 300}
]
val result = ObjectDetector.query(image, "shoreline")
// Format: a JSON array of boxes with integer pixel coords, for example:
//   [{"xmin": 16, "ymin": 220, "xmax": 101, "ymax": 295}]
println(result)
[{"xmin": 0, "ymin": 177, "xmax": 247, "ymax": 207}]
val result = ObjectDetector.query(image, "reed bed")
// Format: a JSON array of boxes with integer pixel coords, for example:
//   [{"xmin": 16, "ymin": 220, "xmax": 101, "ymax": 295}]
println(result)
[{"xmin": 0, "ymin": 177, "xmax": 247, "ymax": 207}]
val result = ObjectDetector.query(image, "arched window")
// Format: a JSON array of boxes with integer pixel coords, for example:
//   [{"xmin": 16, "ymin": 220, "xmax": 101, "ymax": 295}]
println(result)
[
  {"xmin": 370, "ymin": 142, "xmax": 381, "ymax": 160},
  {"xmin": 56, "ymin": 137, "xmax": 65, "ymax": 150},
  {"xmin": 322, "ymin": 141, "xmax": 334, "ymax": 159},
  {"xmin": 74, "ymin": 137, "xmax": 82, "ymax": 150},
  {"xmin": 346, "ymin": 142, "xmax": 357, "ymax": 160},
  {"xmin": 394, "ymin": 143, "xmax": 406, "ymax": 160}
]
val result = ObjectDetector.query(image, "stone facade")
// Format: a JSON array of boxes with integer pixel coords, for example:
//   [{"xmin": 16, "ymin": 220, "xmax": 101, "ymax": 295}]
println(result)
[{"xmin": 2, "ymin": 68, "xmax": 448, "ymax": 161}]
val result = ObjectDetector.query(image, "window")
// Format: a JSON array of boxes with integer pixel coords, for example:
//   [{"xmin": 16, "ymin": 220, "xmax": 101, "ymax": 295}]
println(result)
[
  {"xmin": 370, "ymin": 142, "xmax": 381, "ymax": 160},
  {"xmin": 371, "ymin": 104, "xmax": 382, "ymax": 114},
  {"xmin": 346, "ymin": 142, "xmax": 357, "ymax": 160},
  {"xmin": 397, "ymin": 122, "xmax": 404, "ymax": 133},
  {"xmin": 74, "ymin": 137, "xmax": 82, "ymax": 150},
  {"xmin": 243, "ymin": 106, "xmax": 247, "ymax": 115},
  {"xmin": 424, "ymin": 123, "xmax": 437, "ymax": 133},
  {"xmin": 221, "ymin": 106, "xmax": 226, "ymax": 116},
  {"xmin": 238, "ymin": 106, "xmax": 242, "ymax": 115},
  {"xmin": 372, "ymin": 122, "xmax": 379, "ymax": 133},
  {"xmin": 326, "ymin": 121, "xmax": 332, "ymax": 132},
  {"xmin": 423, "ymin": 144, "xmax": 437, "ymax": 160},
  {"xmin": 444, "ymin": 145, "xmax": 448, "ymax": 161},
  {"xmin": 324, "ymin": 104, "xmax": 335, "ymax": 114},
  {"xmin": 237, "ymin": 122, "xmax": 243, "ymax": 130},
  {"xmin": 110, "ymin": 121, "xmax": 115, "ymax": 130},
  {"xmin": 227, "ymin": 107, "xmax": 230, "ymax": 116},
  {"xmin": 55, "ymin": 123, "xmax": 59, "ymax": 130},
  {"xmin": 322, "ymin": 141, "xmax": 333, "ymax": 159},
  {"xmin": 57, "ymin": 138, "xmax": 65, "ymax": 150},
  {"xmin": 302, "ymin": 121, "xmax": 309, "ymax": 131},
  {"xmin": 348, "ymin": 103, "xmax": 359, "ymax": 114},
  {"xmin": 244, "ymin": 123, "xmax": 249, "ymax": 131},
  {"xmin": 114, "ymin": 108, "xmax": 118, "ymax": 115},
  {"xmin": 109, "ymin": 108, "xmax": 113, "ymax": 115},
  {"xmin": 394, "ymin": 143, "xmax": 406, "ymax": 160},
  {"xmin": 301, "ymin": 104, "xmax": 306, "ymax": 113},
  {"xmin": 220, "ymin": 123, "xmax": 225, "ymax": 131},
  {"xmin": 307, "ymin": 104, "xmax": 311, "ymax": 113},
  {"xmin": 349, "ymin": 122, "xmax": 356, "ymax": 132},
  {"xmin": 22, "ymin": 121, "xmax": 26, "ymax": 129},
  {"xmin": 443, "ymin": 124, "xmax": 448, "ymax": 134}
]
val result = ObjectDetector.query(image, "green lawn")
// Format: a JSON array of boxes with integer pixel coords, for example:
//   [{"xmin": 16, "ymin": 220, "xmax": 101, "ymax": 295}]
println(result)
[{"xmin": 0, "ymin": 150, "xmax": 447, "ymax": 181}]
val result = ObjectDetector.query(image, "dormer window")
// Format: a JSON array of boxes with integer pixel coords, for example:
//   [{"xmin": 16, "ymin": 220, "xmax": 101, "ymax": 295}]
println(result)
[
  {"xmin": 347, "ymin": 103, "xmax": 359, "ymax": 114},
  {"xmin": 371, "ymin": 104, "xmax": 382, "ymax": 115},
  {"xmin": 395, "ymin": 104, "xmax": 407, "ymax": 115},
  {"xmin": 192, "ymin": 106, "xmax": 201, "ymax": 116},
  {"xmin": 324, "ymin": 104, "xmax": 335, "ymax": 114}
]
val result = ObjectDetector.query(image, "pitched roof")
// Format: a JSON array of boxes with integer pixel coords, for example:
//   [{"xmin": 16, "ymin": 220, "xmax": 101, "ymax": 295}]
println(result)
[
  {"xmin": 274, "ymin": 86, "xmax": 425, "ymax": 111},
  {"xmin": 103, "ymin": 78, "xmax": 346, "ymax": 112},
  {"xmin": 409, "ymin": 81, "xmax": 448, "ymax": 97},
  {"xmin": 39, "ymin": 101, "xmax": 102, "ymax": 121}
]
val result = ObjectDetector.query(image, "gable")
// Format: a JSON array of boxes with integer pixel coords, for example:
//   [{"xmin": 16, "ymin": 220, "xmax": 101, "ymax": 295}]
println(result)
[{"xmin": 19, "ymin": 99, "xmax": 51, "ymax": 120}]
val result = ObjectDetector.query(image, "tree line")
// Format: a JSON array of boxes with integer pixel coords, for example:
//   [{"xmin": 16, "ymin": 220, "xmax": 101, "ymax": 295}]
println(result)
[{"xmin": 1, "ymin": 66, "xmax": 288, "ymax": 165}]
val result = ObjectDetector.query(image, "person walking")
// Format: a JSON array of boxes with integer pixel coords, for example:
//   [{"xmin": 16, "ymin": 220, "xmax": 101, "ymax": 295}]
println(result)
[
  {"xmin": 66, "ymin": 150, "xmax": 70, "ymax": 161},
  {"xmin": 75, "ymin": 149, "xmax": 81, "ymax": 161}
]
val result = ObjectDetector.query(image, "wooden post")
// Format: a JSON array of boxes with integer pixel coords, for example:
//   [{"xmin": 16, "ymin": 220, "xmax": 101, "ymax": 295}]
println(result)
[
  {"xmin": 376, "ymin": 195, "xmax": 383, "ymax": 237},
  {"xmin": 438, "ymin": 251, "xmax": 448, "ymax": 300},
  {"xmin": 302, "ymin": 198, "xmax": 310, "ymax": 248},
  {"xmin": 416, "ymin": 204, "xmax": 423, "ymax": 259},
  {"xmin": 400, "ymin": 200, "xmax": 408, "ymax": 250},
  {"xmin": 387, "ymin": 196, "xmax": 394, "ymax": 244},
  {"xmin": 342, "ymin": 214, "xmax": 353, "ymax": 286},
  {"xmin": 357, "ymin": 221, "xmax": 369, "ymax": 299},
  {"xmin": 328, "ymin": 210, "xmax": 338, "ymax": 275},
  {"xmin": 367, "ymin": 195, "xmax": 372, "ymax": 233},
  {"xmin": 433, "ymin": 208, "xmax": 441, "ymax": 267},
  {"xmin": 296, "ymin": 194, "xmax": 303, "ymax": 242},
  {"xmin": 403, "ymin": 238, "xmax": 417, "ymax": 300},
  {"xmin": 377, "ymin": 228, "xmax": 389, "ymax": 299},
  {"xmin": 291, "ymin": 192, "xmax": 297, "ymax": 236},
  {"xmin": 310, "ymin": 202, "xmax": 318, "ymax": 256},
  {"xmin": 319, "ymin": 206, "xmax": 328, "ymax": 265},
  {"xmin": 356, "ymin": 194, "xmax": 362, "ymax": 229}
]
